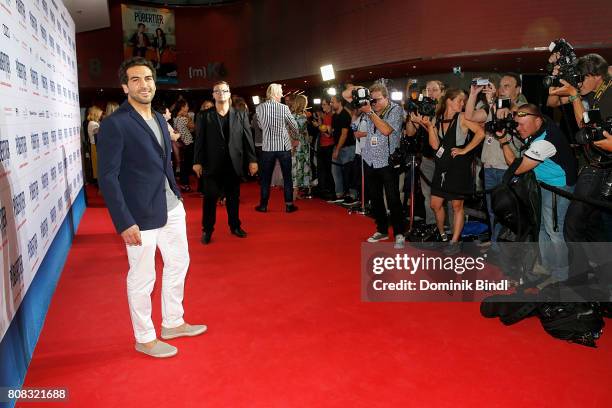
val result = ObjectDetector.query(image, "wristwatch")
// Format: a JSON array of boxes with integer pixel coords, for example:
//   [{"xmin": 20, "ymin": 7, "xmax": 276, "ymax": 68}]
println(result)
[
  {"xmin": 569, "ymin": 94, "xmax": 580, "ymax": 102},
  {"xmin": 365, "ymin": 111, "xmax": 375, "ymax": 116}
]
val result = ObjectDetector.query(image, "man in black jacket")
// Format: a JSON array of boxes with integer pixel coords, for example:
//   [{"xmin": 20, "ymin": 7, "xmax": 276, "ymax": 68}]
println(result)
[{"xmin": 193, "ymin": 81, "xmax": 258, "ymax": 244}]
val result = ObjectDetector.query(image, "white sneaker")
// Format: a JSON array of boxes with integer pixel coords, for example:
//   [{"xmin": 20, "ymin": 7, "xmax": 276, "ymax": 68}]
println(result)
[
  {"xmin": 367, "ymin": 232, "xmax": 389, "ymax": 243},
  {"xmin": 394, "ymin": 234, "xmax": 405, "ymax": 249}
]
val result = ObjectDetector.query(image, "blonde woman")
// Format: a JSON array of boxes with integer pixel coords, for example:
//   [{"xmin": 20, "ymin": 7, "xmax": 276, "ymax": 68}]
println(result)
[
  {"xmin": 104, "ymin": 101, "xmax": 119, "ymax": 118},
  {"xmin": 291, "ymin": 95, "xmax": 312, "ymax": 199},
  {"xmin": 86, "ymin": 106, "xmax": 103, "ymax": 180}
]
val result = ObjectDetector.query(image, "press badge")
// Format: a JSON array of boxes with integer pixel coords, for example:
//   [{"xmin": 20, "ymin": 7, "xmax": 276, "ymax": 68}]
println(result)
[
  {"xmin": 435, "ymin": 146, "xmax": 445, "ymax": 158},
  {"xmin": 486, "ymin": 135, "xmax": 493, "ymax": 145},
  {"xmin": 370, "ymin": 136, "xmax": 378, "ymax": 146}
]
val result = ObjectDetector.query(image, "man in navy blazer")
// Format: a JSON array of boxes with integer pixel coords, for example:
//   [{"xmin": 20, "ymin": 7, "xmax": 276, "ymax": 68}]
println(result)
[{"xmin": 97, "ymin": 57, "xmax": 205, "ymax": 358}]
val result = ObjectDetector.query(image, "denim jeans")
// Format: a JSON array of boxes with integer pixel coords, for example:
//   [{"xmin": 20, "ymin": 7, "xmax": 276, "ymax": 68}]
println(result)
[
  {"xmin": 259, "ymin": 150, "xmax": 293, "ymax": 206},
  {"xmin": 540, "ymin": 184, "xmax": 573, "ymax": 281},
  {"xmin": 420, "ymin": 157, "xmax": 436, "ymax": 224},
  {"xmin": 484, "ymin": 167, "xmax": 506, "ymax": 243},
  {"xmin": 331, "ymin": 145, "xmax": 355, "ymax": 197}
]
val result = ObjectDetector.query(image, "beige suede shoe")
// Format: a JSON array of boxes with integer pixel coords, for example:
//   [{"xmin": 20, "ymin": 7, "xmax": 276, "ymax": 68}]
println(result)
[
  {"xmin": 135, "ymin": 340, "xmax": 178, "ymax": 358},
  {"xmin": 161, "ymin": 323, "xmax": 207, "ymax": 340}
]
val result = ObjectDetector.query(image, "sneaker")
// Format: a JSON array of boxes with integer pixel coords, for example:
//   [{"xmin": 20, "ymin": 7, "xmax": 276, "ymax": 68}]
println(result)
[
  {"xmin": 443, "ymin": 241, "xmax": 462, "ymax": 256},
  {"xmin": 341, "ymin": 200, "xmax": 361, "ymax": 208},
  {"xmin": 342, "ymin": 196, "xmax": 356, "ymax": 204},
  {"xmin": 367, "ymin": 232, "xmax": 389, "ymax": 243},
  {"xmin": 161, "ymin": 323, "xmax": 208, "ymax": 340},
  {"xmin": 135, "ymin": 340, "xmax": 177, "ymax": 358},
  {"xmin": 438, "ymin": 232, "xmax": 449, "ymax": 242},
  {"xmin": 327, "ymin": 196, "xmax": 345, "ymax": 203},
  {"xmin": 394, "ymin": 234, "xmax": 406, "ymax": 249}
]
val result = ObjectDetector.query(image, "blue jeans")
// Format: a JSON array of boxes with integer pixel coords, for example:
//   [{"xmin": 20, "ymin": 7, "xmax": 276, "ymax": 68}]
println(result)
[
  {"xmin": 484, "ymin": 168, "xmax": 506, "ymax": 243},
  {"xmin": 331, "ymin": 145, "xmax": 355, "ymax": 197},
  {"xmin": 540, "ymin": 185, "xmax": 573, "ymax": 281},
  {"xmin": 259, "ymin": 150, "xmax": 293, "ymax": 206}
]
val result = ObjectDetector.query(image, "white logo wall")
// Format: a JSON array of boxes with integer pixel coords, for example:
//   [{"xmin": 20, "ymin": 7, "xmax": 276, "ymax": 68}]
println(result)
[{"xmin": 0, "ymin": 0, "xmax": 82, "ymax": 342}]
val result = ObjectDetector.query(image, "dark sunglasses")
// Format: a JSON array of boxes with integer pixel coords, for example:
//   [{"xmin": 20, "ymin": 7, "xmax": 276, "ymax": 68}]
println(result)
[{"xmin": 515, "ymin": 111, "xmax": 541, "ymax": 118}]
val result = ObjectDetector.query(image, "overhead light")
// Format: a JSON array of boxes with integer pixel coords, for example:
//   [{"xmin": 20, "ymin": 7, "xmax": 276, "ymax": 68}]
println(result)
[
  {"xmin": 533, "ymin": 46, "xmax": 549, "ymax": 51},
  {"xmin": 326, "ymin": 88, "xmax": 336, "ymax": 96},
  {"xmin": 391, "ymin": 91, "xmax": 403, "ymax": 101},
  {"xmin": 252, "ymin": 96, "xmax": 260, "ymax": 105},
  {"xmin": 320, "ymin": 64, "xmax": 335, "ymax": 81},
  {"xmin": 313, "ymin": 98, "xmax": 321, "ymax": 104}
]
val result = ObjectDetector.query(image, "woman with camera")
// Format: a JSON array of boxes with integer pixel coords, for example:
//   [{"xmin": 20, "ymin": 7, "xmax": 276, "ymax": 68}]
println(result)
[{"xmin": 416, "ymin": 89, "xmax": 485, "ymax": 255}]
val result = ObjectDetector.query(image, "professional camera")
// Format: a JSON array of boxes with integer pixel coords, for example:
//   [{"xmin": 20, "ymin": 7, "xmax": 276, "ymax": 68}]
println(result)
[
  {"xmin": 542, "ymin": 38, "xmax": 584, "ymax": 88},
  {"xmin": 351, "ymin": 87, "xmax": 373, "ymax": 109},
  {"xmin": 388, "ymin": 135, "xmax": 416, "ymax": 169},
  {"xmin": 485, "ymin": 114, "xmax": 519, "ymax": 138},
  {"xmin": 405, "ymin": 94, "xmax": 437, "ymax": 118},
  {"xmin": 574, "ymin": 111, "xmax": 612, "ymax": 145}
]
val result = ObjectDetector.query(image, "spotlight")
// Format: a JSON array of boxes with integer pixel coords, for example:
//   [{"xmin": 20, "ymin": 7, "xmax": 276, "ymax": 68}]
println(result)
[
  {"xmin": 313, "ymin": 98, "xmax": 321, "ymax": 104},
  {"xmin": 252, "ymin": 96, "xmax": 260, "ymax": 105},
  {"xmin": 391, "ymin": 91, "xmax": 403, "ymax": 101},
  {"xmin": 326, "ymin": 88, "xmax": 336, "ymax": 96},
  {"xmin": 320, "ymin": 64, "xmax": 335, "ymax": 81}
]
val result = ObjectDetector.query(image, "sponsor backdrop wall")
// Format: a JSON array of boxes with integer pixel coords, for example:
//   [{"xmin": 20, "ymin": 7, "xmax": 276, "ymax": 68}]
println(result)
[{"xmin": 0, "ymin": 0, "xmax": 85, "ymax": 399}]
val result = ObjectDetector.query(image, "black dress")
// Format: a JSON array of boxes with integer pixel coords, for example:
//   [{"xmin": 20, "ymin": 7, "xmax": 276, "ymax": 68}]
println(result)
[{"xmin": 430, "ymin": 113, "xmax": 473, "ymax": 200}]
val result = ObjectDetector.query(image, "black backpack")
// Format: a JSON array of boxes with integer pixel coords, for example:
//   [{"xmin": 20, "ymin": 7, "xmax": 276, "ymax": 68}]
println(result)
[
  {"xmin": 538, "ymin": 302, "xmax": 605, "ymax": 348},
  {"xmin": 491, "ymin": 158, "xmax": 541, "ymax": 242}
]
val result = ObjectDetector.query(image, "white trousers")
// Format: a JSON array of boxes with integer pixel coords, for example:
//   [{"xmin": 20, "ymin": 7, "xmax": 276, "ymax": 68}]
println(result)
[{"xmin": 125, "ymin": 202, "xmax": 190, "ymax": 343}]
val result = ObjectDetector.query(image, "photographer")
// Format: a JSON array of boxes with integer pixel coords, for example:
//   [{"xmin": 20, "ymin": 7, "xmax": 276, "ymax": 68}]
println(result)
[
  {"xmin": 465, "ymin": 77, "xmax": 519, "ymax": 245},
  {"xmin": 549, "ymin": 53, "xmax": 612, "ymax": 284},
  {"xmin": 405, "ymin": 80, "xmax": 446, "ymax": 225},
  {"xmin": 417, "ymin": 89, "xmax": 485, "ymax": 255},
  {"xmin": 497, "ymin": 104, "xmax": 577, "ymax": 283},
  {"xmin": 356, "ymin": 83, "xmax": 406, "ymax": 248}
]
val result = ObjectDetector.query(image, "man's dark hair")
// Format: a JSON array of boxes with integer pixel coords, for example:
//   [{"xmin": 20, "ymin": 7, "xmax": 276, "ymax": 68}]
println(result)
[
  {"xmin": 502, "ymin": 72, "xmax": 522, "ymax": 88},
  {"xmin": 517, "ymin": 103, "xmax": 543, "ymax": 118},
  {"xmin": 576, "ymin": 53, "xmax": 610, "ymax": 79},
  {"xmin": 137, "ymin": 23, "xmax": 145, "ymax": 28},
  {"xmin": 118, "ymin": 57, "xmax": 156, "ymax": 85},
  {"xmin": 331, "ymin": 94, "xmax": 345, "ymax": 107}
]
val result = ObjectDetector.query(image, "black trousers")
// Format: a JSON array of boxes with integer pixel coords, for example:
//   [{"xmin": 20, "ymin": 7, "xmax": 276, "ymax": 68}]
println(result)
[
  {"xmin": 180, "ymin": 143, "xmax": 194, "ymax": 186},
  {"xmin": 317, "ymin": 145, "xmax": 335, "ymax": 194},
  {"xmin": 564, "ymin": 165, "xmax": 612, "ymax": 285},
  {"xmin": 364, "ymin": 163, "xmax": 405, "ymax": 237},
  {"xmin": 202, "ymin": 161, "xmax": 241, "ymax": 233}
]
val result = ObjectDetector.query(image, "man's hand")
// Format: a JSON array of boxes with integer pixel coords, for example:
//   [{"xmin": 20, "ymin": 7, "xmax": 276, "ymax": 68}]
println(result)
[
  {"xmin": 248, "ymin": 162, "xmax": 258, "ymax": 176},
  {"xmin": 359, "ymin": 100, "xmax": 373, "ymax": 114},
  {"xmin": 594, "ymin": 131, "xmax": 612, "ymax": 152},
  {"xmin": 548, "ymin": 79, "xmax": 578, "ymax": 97},
  {"xmin": 332, "ymin": 149, "xmax": 339, "ymax": 160},
  {"xmin": 193, "ymin": 164, "xmax": 203, "ymax": 177},
  {"xmin": 121, "ymin": 224, "xmax": 142, "ymax": 246},
  {"xmin": 496, "ymin": 108, "xmax": 511, "ymax": 120},
  {"xmin": 495, "ymin": 131, "xmax": 508, "ymax": 142},
  {"xmin": 420, "ymin": 115, "xmax": 432, "ymax": 129}
]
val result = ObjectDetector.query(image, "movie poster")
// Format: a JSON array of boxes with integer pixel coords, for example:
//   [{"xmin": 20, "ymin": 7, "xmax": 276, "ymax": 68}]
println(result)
[{"xmin": 121, "ymin": 4, "xmax": 177, "ymax": 84}]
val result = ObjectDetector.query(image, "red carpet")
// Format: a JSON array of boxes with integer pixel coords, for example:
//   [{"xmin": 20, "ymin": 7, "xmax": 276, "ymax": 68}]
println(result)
[{"xmin": 21, "ymin": 182, "xmax": 612, "ymax": 407}]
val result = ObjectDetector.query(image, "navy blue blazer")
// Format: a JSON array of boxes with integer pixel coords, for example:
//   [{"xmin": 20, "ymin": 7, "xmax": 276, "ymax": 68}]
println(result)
[{"xmin": 97, "ymin": 100, "xmax": 181, "ymax": 233}]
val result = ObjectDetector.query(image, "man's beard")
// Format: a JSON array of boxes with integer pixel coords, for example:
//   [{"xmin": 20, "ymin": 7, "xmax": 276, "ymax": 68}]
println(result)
[{"xmin": 131, "ymin": 88, "xmax": 155, "ymax": 104}]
